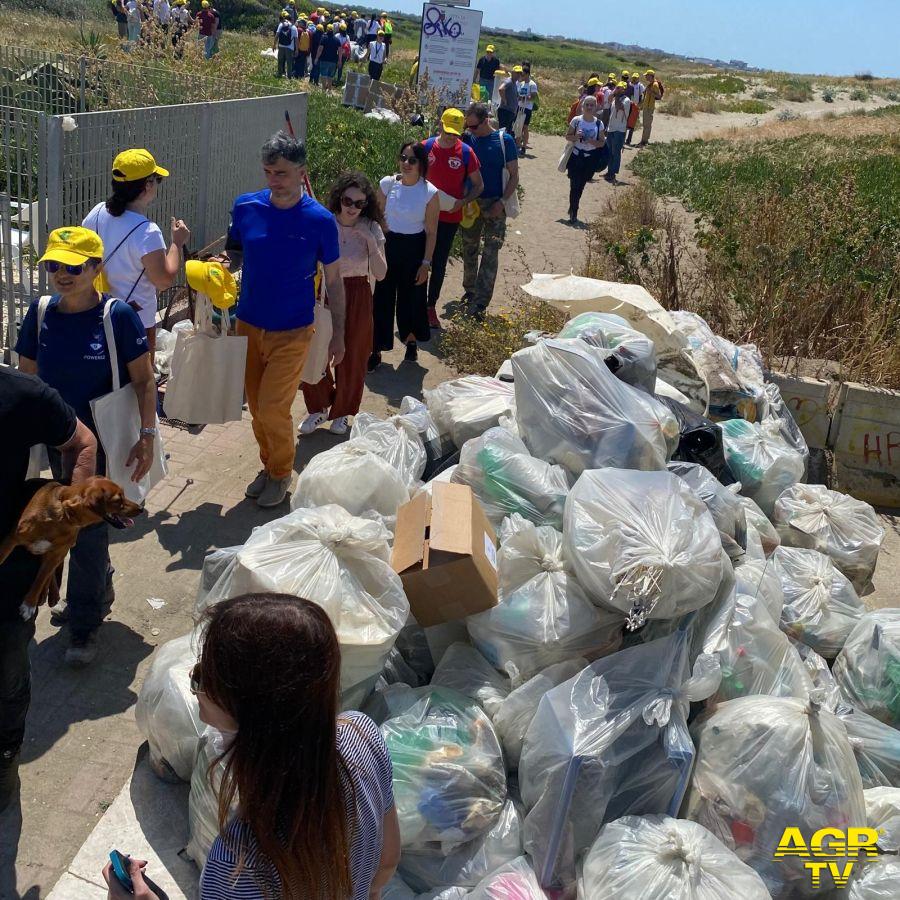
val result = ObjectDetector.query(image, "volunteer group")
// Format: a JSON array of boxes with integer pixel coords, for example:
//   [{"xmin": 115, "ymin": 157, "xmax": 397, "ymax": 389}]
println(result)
[{"xmin": 109, "ymin": 0, "xmax": 222, "ymax": 58}]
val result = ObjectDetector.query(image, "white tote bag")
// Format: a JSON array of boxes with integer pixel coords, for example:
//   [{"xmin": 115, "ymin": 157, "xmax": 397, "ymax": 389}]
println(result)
[
  {"xmin": 90, "ymin": 299, "xmax": 167, "ymax": 504},
  {"xmin": 164, "ymin": 293, "xmax": 248, "ymax": 425},
  {"xmin": 301, "ymin": 295, "xmax": 333, "ymax": 386},
  {"xmin": 557, "ymin": 142, "xmax": 574, "ymax": 173},
  {"xmin": 499, "ymin": 128, "xmax": 520, "ymax": 219}
]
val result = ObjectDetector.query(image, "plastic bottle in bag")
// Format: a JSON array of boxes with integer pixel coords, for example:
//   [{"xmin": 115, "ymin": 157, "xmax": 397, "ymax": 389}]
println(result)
[{"xmin": 466, "ymin": 857, "xmax": 545, "ymax": 900}]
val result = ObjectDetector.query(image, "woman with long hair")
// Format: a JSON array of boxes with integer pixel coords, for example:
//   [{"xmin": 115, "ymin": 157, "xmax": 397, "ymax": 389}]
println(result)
[
  {"xmin": 83, "ymin": 148, "xmax": 190, "ymax": 354},
  {"xmin": 300, "ymin": 172, "xmax": 387, "ymax": 436},
  {"xmin": 102, "ymin": 593, "xmax": 401, "ymax": 899},
  {"xmin": 370, "ymin": 141, "xmax": 439, "ymax": 370},
  {"xmin": 564, "ymin": 93, "xmax": 606, "ymax": 224}
]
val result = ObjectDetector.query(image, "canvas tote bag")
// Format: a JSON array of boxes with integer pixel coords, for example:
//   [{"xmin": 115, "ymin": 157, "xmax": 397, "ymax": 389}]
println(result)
[
  {"xmin": 499, "ymin": 128, "xmax": 520, "ymax": 219},
  {"xmin": 300, "ymin": 294, "xmax": 333, "ymax": 386}
]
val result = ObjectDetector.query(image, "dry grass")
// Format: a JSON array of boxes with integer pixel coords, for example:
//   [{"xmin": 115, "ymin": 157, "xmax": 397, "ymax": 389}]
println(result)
[{"xmin": 706, "ymin": 107, "xmax": 900, "ymax": 143}]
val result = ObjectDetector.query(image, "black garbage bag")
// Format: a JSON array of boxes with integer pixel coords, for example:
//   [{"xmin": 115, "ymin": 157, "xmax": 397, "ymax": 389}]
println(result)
[{"xmin": 656, "ymin": 396, "xmax": 737, "ymax": 485}]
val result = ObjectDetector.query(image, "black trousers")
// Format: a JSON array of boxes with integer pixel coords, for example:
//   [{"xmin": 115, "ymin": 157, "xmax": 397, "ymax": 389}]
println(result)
[
  {"xmin": 497, "ymin": 108, "xmax": 515, "ymax": 130},
  {"xmin": 373, "ymin": 231, "xmax": 430, "ymax": 350},
  {"xmin": 368, "ymin": 60, "xmax": 384, "ymax": 81},
  {"xmin": 427, "ymin": 220, "xmax": 458, "ymax": 308},
  {"xmin": 0, "ymin": 604, "xmax": 36, "ymax": 757},
  {"xmin": 293, "ymin": 50, "xmax": 308, "ymax": 78},
  {"xmin": 566, "ymin": 148, "xmax": 600, "ymax": 218}
]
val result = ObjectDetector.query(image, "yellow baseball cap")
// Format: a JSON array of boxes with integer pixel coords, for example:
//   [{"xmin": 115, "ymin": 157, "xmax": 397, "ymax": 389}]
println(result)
[
  {"xmin": 185, "ymin": 259, "xmax": 237, "ymax": 310},
  {"xmin": 327, "ymin": 22, "xmax": 333, "ymax": 29},
  {"xmin": 112, "ymin": 148, "xmax": 169, "ymax": 183},
  {"xmin": 280, "ymin": 10, "xmax": 289, "ymax": 17},
  {"xmin": 39, "ymin": 226, "xmax": 104, "ymax": 266},
  {"xmin": 587, "ymin": 77, "xmax": 600, "ymax": 86},
  {"xmin": 376, "ymin": 28, "xmax": 384, "ymax": 34},
  {"xmin": 201, "ymin": 1, "xmax": 208, "ymax": 6},
  {"xmin": 340, "ymin": 22, "xmax": 346, "ymax": 30},
  {"xmin": 608, "ymin": 72, "xmax": 616, "ymax": 80},
  {"xmin": 645, "ymin": 69, "xmax": 655, "ymax": 76},
  {"xmin": 512, "ymin": 65, "xmax": 523, "ymax": 73},
  {"xmin": 317, "ymin": 23, "xmax": 324, "ymax": 30},
  {"xmin": 616, "ymin": 81, "xmax": 627, "ymax": 88},
  {"xmin": 440, "ymin": 107, "xmax": 464, "ymax": 136},
  {"xmin": 486, "ymin": 44, "xmax": 495, "ymax": 51}
]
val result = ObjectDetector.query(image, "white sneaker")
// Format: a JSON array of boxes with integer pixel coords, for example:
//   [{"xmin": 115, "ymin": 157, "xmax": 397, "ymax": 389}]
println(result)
[
  {"xmin": 299, "ymin": 411, "xmax": 328, "ymax": 435},
  {"xmin": 329, "ymin": 416, "xmax": 349, "ymax": 435}
]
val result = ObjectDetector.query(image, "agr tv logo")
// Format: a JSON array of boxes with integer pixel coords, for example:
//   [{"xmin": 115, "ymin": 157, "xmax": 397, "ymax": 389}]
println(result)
[{"xmin": 774, "ymin": 827, "xmax": 880, "ymax": 888}]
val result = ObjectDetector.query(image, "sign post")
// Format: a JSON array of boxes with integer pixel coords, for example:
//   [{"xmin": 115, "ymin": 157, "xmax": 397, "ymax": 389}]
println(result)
[{"xmin": 417, "ymin": 2, "xmax": 483, "ymax": 105}]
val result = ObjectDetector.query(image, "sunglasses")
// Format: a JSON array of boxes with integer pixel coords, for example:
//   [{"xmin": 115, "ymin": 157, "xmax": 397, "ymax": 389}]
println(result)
[
  {"xmin": 43, "ymin": 260, "xmax": 92, "ymax": 275},
  {"xmin": 148, "ymin": 174, "xmax": 164, "ymax": 184},
  {"xmin": 189, "ymin": 663, "xmax": 204, "ymax": 695},
  {"xmin": 341, "ymin": 195, "xmax": 367, "ymax": 209},
  {"xmin": 399, "ymin": 154, "xmax": 418, "ymax": 165}
]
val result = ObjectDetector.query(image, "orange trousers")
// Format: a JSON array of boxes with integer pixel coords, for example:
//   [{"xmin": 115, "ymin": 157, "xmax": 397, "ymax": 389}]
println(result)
[{"xmin": 236, "ymin": 319, "xmax": 313, "ymax": 480}]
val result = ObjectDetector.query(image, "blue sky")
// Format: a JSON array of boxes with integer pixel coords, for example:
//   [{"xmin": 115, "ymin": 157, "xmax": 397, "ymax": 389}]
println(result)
[{"xmin": 393, "ymin": 1, "xmax": 900, "ymax": 78}]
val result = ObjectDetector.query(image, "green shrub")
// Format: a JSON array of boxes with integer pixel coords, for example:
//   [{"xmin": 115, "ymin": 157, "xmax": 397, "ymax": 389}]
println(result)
[
  {"xmin": 777, "ymin": 108, "xmax": 800, "ymax": 121},
  {"xmin": 855, "ymin": 70, "xmax": 875, "ymax": 81},
  {"xmin": 887, "ymin": 91, "xmax": 900, "ymax": 102},
  {"xmin": 775, "ymin": 76, "xmax": 814, "ymax": 102},
  {"xmin": 849, "ymin": 87, "xmax": 869, "ymax": 101},
  {"xmin": 723, "ymin": 99, "xmax": 773, "ymax": 114},
  {"xmin": 752, "ymin": 87, "xmax": 771, "ymax": 100},
  {"xmin": 821, "ymin": 87, "xmax": 835, "ymax": 103}
]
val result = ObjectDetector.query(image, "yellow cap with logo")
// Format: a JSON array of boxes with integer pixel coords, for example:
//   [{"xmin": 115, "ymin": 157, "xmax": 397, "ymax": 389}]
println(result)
[
  {"xmin": 440, "ymin": 107, "xmax": 464, "ymax": 136},
  {"xmin": 39, "ymin": 226, "xmax": 104, "ymax": 266},
  {"xmin": 186, "ymin": 259, "xmax": 237, "ymax": 310},
  {"xmin": 112, "ymin": 148, "xmax": 170, "ymax": 183}
]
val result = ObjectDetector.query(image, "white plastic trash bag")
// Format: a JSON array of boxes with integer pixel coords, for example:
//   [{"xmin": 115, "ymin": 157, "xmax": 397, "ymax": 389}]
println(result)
[
  {"xmin": 760, "ymin": 381, "xmax": 809, "ymax": 473},
  {"xmin": 467, "ymin": 857, "xmax": 545, "ymax": 900},
  {"xmin": 772, "ymin": 546, "xmax": 865, "ymax": 658},
  {"xmin": 431, "ymin": 642, "xmax": 510, "ymax": 718},
  {"xmin": 793, "ymin": 640, "xmax": 844, "ymax": 712},
  {"xmin": 350, "ymin": 412, "xmax": 427, "ymax": 487},
  {"xmin": 519, "ymin": 628, "xmax": 721, "ymax": 890},
  {"xmin": 864, "ymin": 786, "xmax": 900, "ymax": 851},
  {"xmin": 773, "ymin": 483, "xmax": 884, "ymax": 594},
  {"xmin": 837, "ymin": 704, "xmax": 900, "ymax": 791},
  {"xmin": 732, "ymin": 553, "xmax": 785, "ymax": 623},
  {"xmin": 186, "ymin": 729, "xmax": 233, "ymax": 864},
  {"xmin": 721, "ymin": 417, "xmax": 806, "ymax": 516},
  {"xmin": 737, "ymin": 495, "xmax": 781, "ymax": 557},
  {"xmin": 834, "ymin": 610, "xmax": 900, "ymax": 729},
  {"xmin": 564, "ymin": 468, "xmax": 725, "ymax": 628},
  {"xmin": 424, "ymin": 376, "xmax": 516, "ymax": 449},
  {"xmin": 451, "ymin": 427, "xmax": 569, "ymax": 529},
  {"xmin": 579, "ymin": 815, "xmax": 771, "ymax": 900},
  {"xmin": 135, "ymin": 633, "xmax": 202, "ymax": 783},
  {"xmin": 512, "ymin": 338, "xmax": 678, "ymax": 477},
  {"xmin": 392, "ymin": 396, "xmax": 442, "ymax": 467},
  {"xmin": 847, "ymin": 856, "xmax": 900, "ymax": 900},
  {"xmin": 684, "ymin": 695, "xmax": 866, "ymax": 898},
  {"xmin": 379, "ymin": 685, "xmax": 507, "ymax": 851},
  {"xmin": 195, "ymin": 545, "xmax": 241, "ymax": 609}
]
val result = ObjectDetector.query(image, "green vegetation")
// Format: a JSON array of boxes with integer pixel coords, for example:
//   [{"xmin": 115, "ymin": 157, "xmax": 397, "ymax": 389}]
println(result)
[
  {"xmin": 667, "ymin": 74, "xmax": 746, "ymax": 95},
  {"xmin": 771, "ymin": 74, "xmax": 814, "ymax": 102},
  {"xmin": 722, "ymin": 98, "xmax": 773, "ymax": 114},
  {"xmin": 849, "ymin": 87, "xmax": 869, "ymax": 101}
]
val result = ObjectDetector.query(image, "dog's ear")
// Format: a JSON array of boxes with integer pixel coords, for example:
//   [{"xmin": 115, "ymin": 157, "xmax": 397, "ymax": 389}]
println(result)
[{"xmin": 62, "ymin": 497, "xmax": 83, "ymax": 521}]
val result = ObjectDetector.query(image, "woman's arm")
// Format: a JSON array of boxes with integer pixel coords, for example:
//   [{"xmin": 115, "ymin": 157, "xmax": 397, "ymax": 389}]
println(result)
[
  {"xmin": 142, "ymin": 217, "xmax": 190, "ymax": 291},
  {"xmin": 417, "ymin": 194, "xmax": 440, "ymax": 286},
  {"xmin": 368, "ymin": 805, "xmax": 401, "ymax": 899},
  {"xmin": 366, "ymin": 225, "xmax": 388, "ymax": 281},
  {"xmin": 124, "ymin": 352, "xmax": 157, "ymax": 482}
]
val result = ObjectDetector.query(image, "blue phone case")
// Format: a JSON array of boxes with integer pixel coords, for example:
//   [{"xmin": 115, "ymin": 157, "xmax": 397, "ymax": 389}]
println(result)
[{"xmin": 110, "ymin": 850, "xmax": 134, "ymax": 893}]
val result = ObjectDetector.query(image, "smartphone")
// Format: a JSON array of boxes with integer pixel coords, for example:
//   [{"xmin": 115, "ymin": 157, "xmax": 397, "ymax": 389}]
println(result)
[{"xmin": 109, "ymin": 850, "xmax": 134, "ymax": 893}]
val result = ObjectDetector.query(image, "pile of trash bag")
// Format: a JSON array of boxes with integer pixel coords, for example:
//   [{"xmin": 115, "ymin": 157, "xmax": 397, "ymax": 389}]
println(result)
[
  {"xmin": 773, "ymin": 483, "xmax": 884, "ymax": 594},
  {"xmin": 424, "ymin": 376, "xmax": 516, "ymax": 449},
  {"xmin": 865, "ymin": 786, "xmax": 900, "ymax": 850},
  {"xmin": 578, "ymin": 815, "xmax": 771, "ymax": 899},
  {"xmin": 564, "ymin": 468, "xmax": 726, "ymax": 628},
  {"xmin": 390, "ymin": 396, "xmax": 443, "ymax": 477},
  {"xmin": 349, "ymin": 412, "xmax": 427, "ymax": 488}
]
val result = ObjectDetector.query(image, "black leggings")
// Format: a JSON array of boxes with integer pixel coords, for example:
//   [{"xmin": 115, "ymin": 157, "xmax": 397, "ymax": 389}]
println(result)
[
  {"xmin": 566, "ymin": 148, "xmax": 600, "ymax": 218},
  {"xmin": 373, "ymin": 231, "xmax": 431, "ymax": 350},
  {"xmin": 427, "ymin": 220, "xmax": 458, "ymax": 307}
]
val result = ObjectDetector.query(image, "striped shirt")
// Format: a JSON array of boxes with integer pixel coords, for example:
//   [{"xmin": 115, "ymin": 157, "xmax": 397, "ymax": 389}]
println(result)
[{"xmin": 199, "ymin": 712, "xmax": 394, "ymax": 899}]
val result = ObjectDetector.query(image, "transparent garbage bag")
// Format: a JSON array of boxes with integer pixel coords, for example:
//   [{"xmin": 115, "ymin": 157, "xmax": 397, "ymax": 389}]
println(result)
[
  {"xmin": 864, "ymin": 786, "xmax": 900, "ymax": 851},
  {"xmin": 383, "ymin": 875, "xmax": 418, "ymax": 900},
  {"xmin": 657, "ymin": 397, "xmax": 737, "ymax": 486},
  {"xmin": 791, "ymin": 640, "xmax": 844, "ymax": 712},
  {"xmin": 186, "ymin": 729, "xmax": 233, "ymax": 864},
  {"xmin": 836, "ymin": 703, "xmax": 900, "ymax": 791},
  {"xmin": 684, "ymin": 695, "xmax": 866, "ymax": 899},
  {"xmin": 431, "ymin": 643, "xmax": 511, "ymax": 719},
  {"xmin": 721, "ymin": 417, "xmax": 806, "ymax": 517},
  {"xmin": 668, "ymin": 461, "xmax": 747, "ymax": 560},
  {"xmin": 398, "ymin": 799, "xmax": 524, "ymax": 891},
  {"xmin": 772, "ymin": 546, "xmax": 866, "ymax": 659},
  {"xmin": 557, "ymin": 311, "xmax": 658, "ymax": 393},
  {"xmin": 382, "ymin": 645, "xmax": 429, "ymax": 689},
  {"xmin": 392, "ymin": 396, "xmax": 442, "ymax": 467},
  {"xmin": 493, "ymin": 658, "xmax": 588, "ymax": 773},
  {"xmin": 451, "ymin": 427, "xmax": 570, "ymax": 530},
  {"xmin": 467, "ymin": 857, "xmax": 545, "ymax": 900},
  {"xmin": 292, "ymin": 442, "xmax": 411, "ymax": 519},
  {"xmin": 578, "ymin": 814, "xmax": 771, "ymax": 900},
  {"xmin": 772, "ymin": 484, "xmax": 884, "ymax": 595},
  {"xmin": 394, "ymin": 622, "xmax": 436, "ymax": 686},
  {"xmin": 563, "ymin": 468, "xmax": 725, "ymax": 628},
  {"xmin": 379, "ymin": 684, "xmax": 507, "ymax": 851},
  {"xmin": 424, "ymin": 376, "xmax": 516, "ymax": 449},
  {"xmin": 198, "ymin": 505, "xmax": 408, "ymax": 701},
  {"xmin": 759, "ymin": 382, "xmax": 809, "ymax": 474},
  {"xmin": 468, "ymin": 518, "xmax": 623, "ymax": 686},
  {"xmin": 732, "ymin": 553, "xmax": 785, "ymax": 622},
  {"xmin": 195, "ymin": 545, "xmax": 241, "ymax": 610},
  {"xmin": 847, "ymin": 856, "xmax": 900, "ymax": 900},
  {"xmin": 135, "ymin": 633, "xmax": 202, "ymax": 783},
  {"xmin": 349, "ymin": 412, "xmax": 427, "ymax": 487},
  {"xmin": 834, "ymin": 611, "xmax": 900, "ymax": 729},
  {"xmin": 512, "ymin": 338, "xmax": 678, "ymax": 478},
  {"xmin": 737, "ymin": 495, "xmax": 781, "ymax": 557},
  {"xmin": 518, "ymin": 627, "xmax": 721, "ymax": 890}
]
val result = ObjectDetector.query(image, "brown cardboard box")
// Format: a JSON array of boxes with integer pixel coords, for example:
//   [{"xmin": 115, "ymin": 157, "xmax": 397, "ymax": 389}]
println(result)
[{"xmin": 391, "ymin": 482, "xmax": 499, "ymax": 626}]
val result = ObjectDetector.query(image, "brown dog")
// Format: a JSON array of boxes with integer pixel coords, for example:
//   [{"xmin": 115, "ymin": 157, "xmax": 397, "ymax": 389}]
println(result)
[{"xmin": 0, "ymin": 476, "xmax": 143, "ymax": 620}]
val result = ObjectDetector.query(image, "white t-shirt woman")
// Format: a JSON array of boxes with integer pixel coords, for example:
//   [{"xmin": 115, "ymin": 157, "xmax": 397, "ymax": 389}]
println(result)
[
  {"xmin": 569, "ymin": 114, "xmax": 604, "ymax": 153},
  {"xmin": 378, "ymin": 175, "xmax": 438, "ymax": 234}
]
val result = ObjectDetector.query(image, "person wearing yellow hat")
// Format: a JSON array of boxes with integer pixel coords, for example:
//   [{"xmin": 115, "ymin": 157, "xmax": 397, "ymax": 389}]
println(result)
[
  {"xmin": 625, "ymin": 72, "xmax": 644, "ymax": 144},
  {"xmin": 294, "ymin": 15, "xmax": 312, "ymax": 78},
  {"xmin": 368, "ymin": 27, "xmax": 387, "ymax": 80},
  {"xmin": 274, "ymin": 11, "xmax": 299, "ymax": 78},
  {"xmin": 196, "ymin": 0, "xmax": 220, "ymax": 58},
  {"xmin": 309, "ymin": 21, "xmax": 325, "ymax": 84},
  {"xmin": 475, "ymin": 44, "xmax": 501, "ymax": 100},
  {"xmin": 284, "ymin": 0, "xmax": 297, "ymax": 21},
  {"xmin": 497, "ymin": 65, "xmax": 521, "ymax": 131},
  {"xmin": 170, "ymin": 0, "xmax": 194, "ymax": 53},
  {"xmin": 314, "ymin": 19, "xmax": 341, "ymax": 89},
  {"xmin": 336, "ymin": 20, "xmax": 350, "ymax": 83},
  {"xmin": 82, "ymin": 149, "xmax": 189, "ymax": 355},
  {"xmin": 516, "ymin": 61, "xmax": 538, "ymax": 153},
  {"xmin": 605, "ymin": 81, "xmax": 632, "ymax": 183},
  {"xmin": 638, "ymin": 69, "xmax": 663, "ymax": 147},
  {"xmin": 16, "ymin": 224, "xmax": 156, "ymax": 663},
  {"xmin": 380, "ymin": 12, "xmax": 393, "ymax": 58}
]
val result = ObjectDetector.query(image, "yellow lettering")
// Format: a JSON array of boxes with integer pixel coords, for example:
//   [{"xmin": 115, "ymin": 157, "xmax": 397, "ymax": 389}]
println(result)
[
  {"xmin": 811, "ymin": 827, "xmax": 846, "ymax": 857},
  {"xmin": 804, "ymin": 861, "xmax": 828, "ymax": 888},
  {"xmin": 829, "ymin": 861, "xmax": 855, "ymax": 887},
  {"xmin": 847, "ymin": 827, "xmax": 881, "ymax": 858},
  {"xmin": 776, "ymin": 827, "xmax": 809, "ymax": 858}
]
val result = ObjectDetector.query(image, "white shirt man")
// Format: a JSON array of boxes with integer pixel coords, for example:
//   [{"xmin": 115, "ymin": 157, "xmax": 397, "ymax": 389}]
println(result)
[{"xmin": 153, "ymin": 0, "xmax": 171, "ymax": 25}]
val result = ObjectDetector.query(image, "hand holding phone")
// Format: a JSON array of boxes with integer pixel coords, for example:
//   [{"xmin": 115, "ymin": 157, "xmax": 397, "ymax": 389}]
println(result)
[{"xmin": 103, "ymin": 852, "xmax": 169, "ymax": 900}]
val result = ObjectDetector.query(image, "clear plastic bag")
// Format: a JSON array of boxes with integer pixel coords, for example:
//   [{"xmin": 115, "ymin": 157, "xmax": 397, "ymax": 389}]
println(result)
[
  {"xmin": 512, "ymin": 338, "xmax": 678, "ymax": 478},
  {"xmin": 836, "ymin": 704, "xmax": 900, "ymax": 791},
  {"xmin": 451, "ymin": 427, "xmax": 570, "ymax": 530},
  {"xmin": 197, "ymin": 505, "xmax": 409, "ymax": 701},
  {"xmin": 772, "ymin": 546, "xmax": 866, "ymax": 658},
  {"xmin": 468, "ymin": 518, "xmax": 623, "ymax": 686},
  {"xmin": 393, "ymin": 396, "xmax": 442, "ymax": 467},
  {"xmin": 759, "ymin": 382, "xmax": 809, "ymax": 474},
  {"xmin": 579, "ymin": 814, "xmax": 771, "ymax": 900},
  {"xmin": 558, "ymin": 311, "xmax": 658, "ymax": 393},
  {"xmin": 349, "ymin": 412, "xmax": 427, "ymax": 487},
  {"xmin": 773, "ymin": 483, "xmax": 884, "ymax": 595},
  {"xmin": 431, "ymin": 643, "xmax": 511, "ymax": 719},
  {"xmin": 466, "ymin": 857, "xmax": 545, "ymax": 900},
  {"xmin": 792, "ymin": 640, "xmax": 845, "ymax": 712},
  {"xmin": 732, "ymin": 553, "xmax": 785, "ymax": 623},
  {"xmin": 737, "ymin": 495, "xmax": 781, "ymax": 557},
  {"xmin": 398, "ymin": 799, "xmax": 523, "ymax": 891},
  {"xmin": 185, "ymin": 729, "xmax": 232, "ymax": 864},
  {"xmin": 834, "ymin": 610, "xmax": 900, "ymax": 729},
  {"xmin": 518, "ymin": 628, "xmax": 721, "ymax": 890},
  {"xmin": 195, "ymin": 545, "xmax": 242, "ymax": 610},
  {"xmin": 864, "ymin": 786, "xmax": 900, "ymax": 851},
  {"xmin": 684, "ymin": 695, "xmax": 866, "ymax": 899},
  {"xmin": 563, "ymin": 468, "xmax": 726, "ymax": 628},
  {"xmin": 134, "ymin": 633, "xmax": 202, "ymax": 783},
  {"xmin": 848, "ymin": 856, "xmax": 900, "ymax": 900},
  {"xmin": 721, "ymin": 417, "xmax": 806, "ymax": 516},
  {"xmin": 379, "ymin": 684, "xmax": 508, "ymax": 851},
  {"xmin": 424, "ymin": 376, "xmax": 516, "ymax": 449},
  {"xmin": 668, "ymin": 461, "xmax": 747, "ymax": 560}
]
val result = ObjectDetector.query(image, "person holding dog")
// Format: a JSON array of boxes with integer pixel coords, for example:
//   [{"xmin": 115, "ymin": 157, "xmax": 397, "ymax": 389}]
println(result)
[{"xmin": 15, "ymin": 226, "xmax": 156, "ymax": 667}]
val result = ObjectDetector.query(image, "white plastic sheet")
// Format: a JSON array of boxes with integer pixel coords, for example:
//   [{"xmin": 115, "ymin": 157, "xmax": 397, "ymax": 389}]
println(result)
[
  {"xmin": 466, "ymin": 857, "xmax": 545, "ymax": 900},
  {"xmin": 451, "ymin": 427, "xmax": 569, "ymax": 529},
  {"xmin": 424, "ymin": 376, "xmax": 516, "ymax": 449},
  {"xmin": 564, "ymin": 468, "xmax": 725, "ymax": 628},
  {"xmin": 579, "ymin": 815, "xmax": 771, "ymax": 900},
  {"xmin": 430, "ymin": 642, "xmax": 510, "ymax": 718},
  {"xmin": 512, "ymin": 338, "xmax": 678, "ymax": 478},
  {"xmin": 684, "ymin": 695, "xmax": 866, "ymax": 898},
  {"xmin": 469, "ymin": 517, "xmax": 622, "ymax": 686},
  {"xmin": 350, "ymin": 412, "xmax": 427, "ymax": 487},
  {"xmin": 773, "ymin": 483, "xmax": 884, "ymax": 594}
]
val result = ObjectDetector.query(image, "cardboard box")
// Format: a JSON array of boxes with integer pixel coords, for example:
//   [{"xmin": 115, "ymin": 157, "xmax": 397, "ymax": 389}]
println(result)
[{"xmin": 392, "ymin": 482, "xmax": 498, "ymax": 626}]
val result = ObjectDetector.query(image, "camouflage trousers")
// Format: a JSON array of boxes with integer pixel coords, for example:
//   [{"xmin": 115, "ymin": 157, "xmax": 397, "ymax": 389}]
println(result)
[{"xmin": 460, "ymin": 199, "xmax": 507, "ymax": 311}]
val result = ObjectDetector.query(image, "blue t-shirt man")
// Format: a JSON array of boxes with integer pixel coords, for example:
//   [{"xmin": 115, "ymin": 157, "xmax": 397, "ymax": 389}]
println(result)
[
  {"xmin": 226, "ymin": 190, "xmax": 340, "ymax": 332},
  {"xmin": 463, "ymin": 129, "xmax": 517, "ymax": 200},
  {"xmin": 15, "ymin": 297, "xmax": 148, "ymax": 434}
]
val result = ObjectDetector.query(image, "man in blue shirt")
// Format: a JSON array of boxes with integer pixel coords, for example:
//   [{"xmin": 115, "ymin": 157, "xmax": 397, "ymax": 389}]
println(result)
[
  {"xmin": 225, "ymin": 133, "xmax": 345, "ymax": 507},
  {"xmin": 460, "ymin": 102, "xmax": 519, "ymax": 318}
]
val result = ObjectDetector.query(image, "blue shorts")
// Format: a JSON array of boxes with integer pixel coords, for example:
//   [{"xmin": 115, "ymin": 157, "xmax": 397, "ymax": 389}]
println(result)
[{"xmin": 319, "ymin": 60, "xmax": 337, "ymax": 78}]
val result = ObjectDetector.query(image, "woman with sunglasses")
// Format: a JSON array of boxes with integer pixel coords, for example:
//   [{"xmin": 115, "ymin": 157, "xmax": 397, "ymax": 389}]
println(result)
[
  {"xmin": 83, "ymin": 148, "xmax": 190, "ymax": 355},
  {"xmin": 15, "ymin": 226, "xmax": 155, "ymax": 667},
  {"xmin": 300, "ymin": 171, "xmax": 386, "ymax": 436},
  {"xmin": 371, "ymin": 142, "xmax": 439, "ymax": 369},
  {"xmin": 102, "ymin": 593, "xmax": 402, "ymax": 900}
]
